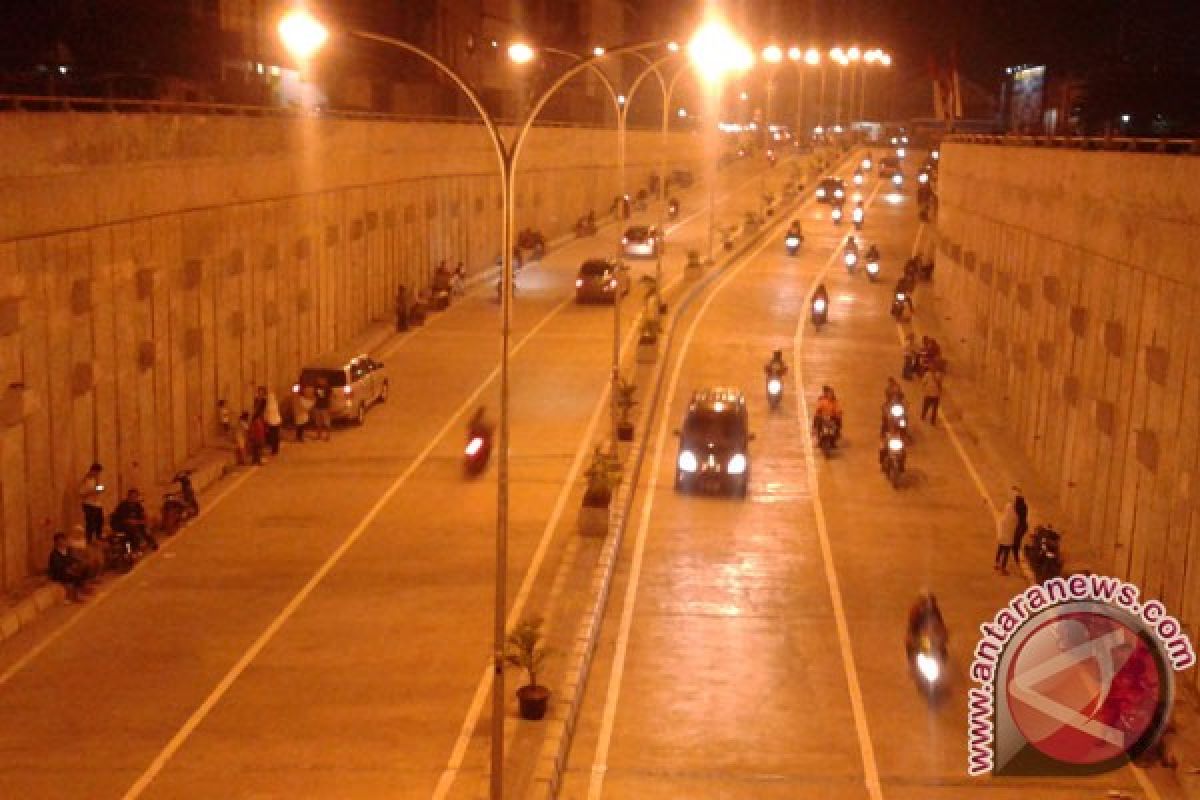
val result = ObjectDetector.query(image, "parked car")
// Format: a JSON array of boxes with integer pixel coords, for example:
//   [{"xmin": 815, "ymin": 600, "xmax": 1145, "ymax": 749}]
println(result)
[
  {"xmin": 674, "ymin": 387, "xmax": 753, "ymax": 497},
  {"xmin": 622, "ymin": 225, "xmax": 661, "ymax": 258},
  {"xmin": 575, "ymin": 258, "xmax": 631, "ymax": 303},
  {"xmin": 291, "ymin": 352, "xmax": 389, "ymax": 425}
]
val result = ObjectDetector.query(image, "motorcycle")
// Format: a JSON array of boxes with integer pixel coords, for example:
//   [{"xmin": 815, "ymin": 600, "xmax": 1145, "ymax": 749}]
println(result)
[
  {"xmin": 766, "ymin": 371, "xmax": 784, "ymax": 410},
  {"xmin": 852, "ymin": 206, "xmax": 864, "ymax": 230},
  {"xmin": 104, "ymin": 531, "xmax": 138, "ymax": 574},
  {"xmin": 908, "ymin": 628, "xmax": 948, "ymax": 693},
  {"xmin": 811, "ymin": 295, "xmax": 828, "ymax": 329},
  {"xmin": 667, "ymin": 199, "xmax": 680, "ymax": 220},
  {"xmin": 844, "ymin": 249, "xmax": 859, "ymax": 273},
  {"xmin": 865, "ymin": 257, "xmax": 880, "ymax": 281},
  {"xmin": 883, "ymin": 434, "xmax": 906, "ymax": 488},
  {"xmin": 784, "ymin": 233, "xmax": 802, "ymax": 256},
  {"xmin": 890, "ymin": 290, "xmax": 909, "ymax": 320},
  {"xmin": 1025, "ymin": 525, "xmax": 1063, "ymax": 582},
  {"xmin": 464, "ymin": 430, "xmax": 493, "ymax": 476},
  {"xmin": 830, "ymin": 206, "xmax": 843, "ymax": 225},
  {"xmin": 888, "ymin": 400, "xmax": 909, "ymax": 437},
  {"xmin": 816, "ymin": 415, "xmax": 838, "ymax": 457},
  {"xmin": 160, "ymin": 470, "xmax": 199, "ymax": 535}
]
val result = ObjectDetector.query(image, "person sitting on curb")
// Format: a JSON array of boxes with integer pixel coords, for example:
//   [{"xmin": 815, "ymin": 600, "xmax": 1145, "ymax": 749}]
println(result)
[{"xmin": 48, "ymin": 532, "xmax": 93, "ymax": 602}]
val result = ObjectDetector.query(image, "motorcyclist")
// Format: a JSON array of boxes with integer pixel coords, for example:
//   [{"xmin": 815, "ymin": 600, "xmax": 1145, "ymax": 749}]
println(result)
[
  {"xmin": 844, "ymin": 235, "xmax": 858, "ymax": 255},
  {"xmin": 668, "ymin": 197, "xmax": 680, "ymax": 216},
  {"xmin": 764, "ymin": 349, "xmax": 788, "ymax": 378},
  {"xmin": 110, "ymin": 488, "xmax": 158, "ymax": 553},
  {"xmin": 902, "ymin": 333, "xmax": 922, "ymax": 379},
  {"xmin": 906, "ymin": 592, "xmax": 948, "ymax": 658},
  {"xmin": 811, "ymin": 283, "xmax": 830, "ymax": 310},
  {"xmin": 786, "ymin": 219, "xmax": 803, "ymax": 239},
  {"xmin": 881, "ymin": 378, "xmax": 906, "ymax": 435},
  {"xmin": 468, "ymin": 406, "xmax": 494, "ymax": 441},
  {"xmin": 813, "ymin": 385, "xmax": 843, "ymax": 439},
  {"xmin": 866, "ymin": 243, "xmax": 881, "ymax": 263}
]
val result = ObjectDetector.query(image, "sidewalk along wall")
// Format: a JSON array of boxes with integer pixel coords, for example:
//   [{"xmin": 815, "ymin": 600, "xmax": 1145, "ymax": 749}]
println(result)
[
  {"xmin": 931, "ymin": 142, "xmax": 1200, "ymax": 681},
  {"xmin": 0, "ymin": 114, "xmax": 706, "ymax": 592}
]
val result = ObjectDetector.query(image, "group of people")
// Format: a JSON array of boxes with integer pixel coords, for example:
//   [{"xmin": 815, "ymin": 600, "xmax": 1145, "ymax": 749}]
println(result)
[
  {"xmin": 53, "ymin": 463, "xmax": 163, "ymax": 601},
  {"xmin": 232, "ymin": 385, "xmax": 294, "ymax": 465}
]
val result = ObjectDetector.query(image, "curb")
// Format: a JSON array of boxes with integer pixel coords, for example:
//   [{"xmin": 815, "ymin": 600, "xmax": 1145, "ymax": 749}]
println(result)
[{"xmin": 527, "ymin": 151, "xmax": 843, "ymax": 798}]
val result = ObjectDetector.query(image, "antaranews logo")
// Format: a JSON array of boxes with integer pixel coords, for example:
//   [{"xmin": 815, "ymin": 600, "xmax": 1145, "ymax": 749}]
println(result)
[{"xmin": 968, "ymin": 574, "xmax": 1195, "ymax": 777}]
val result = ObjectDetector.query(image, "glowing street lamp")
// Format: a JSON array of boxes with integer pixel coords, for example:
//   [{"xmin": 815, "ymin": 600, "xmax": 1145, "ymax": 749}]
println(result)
[
  {"xmin": 762, "ymin": 44, "xmax": 783, "ymax": 64},
  {"xmin": 687, "ymin": 18, "xmax": 754, "ymax": 85},
  {"xmin": 278, "ymin": 8, "xmax": 328, "ymax": 61},
  {"xmin": 787, "ymin": 46, "xmax": 802, "ymax": 62}
]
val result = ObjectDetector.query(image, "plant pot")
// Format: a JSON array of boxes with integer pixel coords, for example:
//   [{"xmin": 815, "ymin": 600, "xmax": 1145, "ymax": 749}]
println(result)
[
  {"xmin": 578, "ymin": 501, "xmax": 610, "ymax": 537},
  {"xmin": 617, "ymin": 422, "xmax": 634, "ymax": 441},
  {"xmin": 516, "ymin": 684, "xmax": 551, "ymax": 720},
  {"xmin": 637, "ymin": 338, "xmax": 658, "ymax": 364}
]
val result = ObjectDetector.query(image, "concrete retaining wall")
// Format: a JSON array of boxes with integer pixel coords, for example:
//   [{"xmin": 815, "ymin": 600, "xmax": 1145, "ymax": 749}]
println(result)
[
  {"xmin": 934, "ymin": 143, "xmax": 1200, "ymax": 643},
  {"xmin": 0, "ymin": 113, "xmax": 705, "ymax": 591}
]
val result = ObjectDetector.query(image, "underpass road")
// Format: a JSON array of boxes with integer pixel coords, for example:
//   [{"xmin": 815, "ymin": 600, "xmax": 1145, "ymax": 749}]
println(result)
[
  {"xmin": 561, "ymin": 153, "xmax": 1160, "ymax": 799},
  {"xmin": 0, "ymin": 157, "xmax": 787, "ymax": 800}
]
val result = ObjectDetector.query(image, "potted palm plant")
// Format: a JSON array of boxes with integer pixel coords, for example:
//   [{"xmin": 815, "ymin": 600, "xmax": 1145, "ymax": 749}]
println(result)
[
  {"xmin": 579, "ymin": 445, "xmax": 621, "ymax": 536},
  {"xmin": 637, "ymin": 316, "xmax": 660, "ymax": 364},
  {"xmin": 615, "ymin": 378, "xmax": 637, "ymax": 442},
  {"xmin": 506, "ymin": 616, "xmax": 550, "ymax": 720}
]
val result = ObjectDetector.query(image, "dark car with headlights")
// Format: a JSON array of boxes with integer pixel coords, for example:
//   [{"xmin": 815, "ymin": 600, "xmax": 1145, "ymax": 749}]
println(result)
[
  {"xmin": 815, "ymin": 177, "xmax": 846, "ymax": 204},
  {"xmin": 674, "ymin": 388, "xmax": 753, "ymax": 497},
  {"xmin": 575, "ymin": 258, "xmax": 630, "ymax": 303}
]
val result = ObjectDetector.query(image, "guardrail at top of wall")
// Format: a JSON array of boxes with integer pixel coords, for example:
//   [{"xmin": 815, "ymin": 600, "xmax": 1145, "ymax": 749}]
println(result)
[
  {"xmin": 0, "ymin": 93, "xmax": 672, "ymax": 132},
  {"xmin": 944, "ymin": 133, "xmax": 1200, "ymax": 155}
]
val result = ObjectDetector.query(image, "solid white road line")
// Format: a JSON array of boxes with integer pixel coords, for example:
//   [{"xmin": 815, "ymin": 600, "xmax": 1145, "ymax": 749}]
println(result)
[
  {"xmin": 792, "ymin": 182, "xmax": 886, "ymax": 800},
  {"xmin": 120, "ymin": 295, "xmax": 573, "ymax": 800},
  {"xmin": 586, "ymin": 162, "xmax": 868, "ymax": 799}
]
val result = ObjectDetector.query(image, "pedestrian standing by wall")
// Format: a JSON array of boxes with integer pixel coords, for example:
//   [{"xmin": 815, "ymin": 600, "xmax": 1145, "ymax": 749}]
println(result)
[
  {"xmin": 78, "ymin": 463, "xmax": 106, "ymax": 545},
  {"xmin": 1012, "ymin": 487, "xmax": 1029, "ymax": 563},
  {"xmin": 995, "ymin": 499, "xmax": 1018, "ymax": 575},
  {"xmin": 294, "ymin": 387, "xmax": 314, "ymax": 442},
  {"xmin": 920, "ymin": 367, "xmax": 943, "ymax": 426},
  {"xmin": 313, "ymin": 378, "xmax": 332, "ymax": 441},
  {"xmin": 264, "ymin": 390, "xmax": 283, "ymax": 456},
  {"xmin": 248, "ymin": 411, "xmax": 267, "ymax": 465},
  {"xmin": 253, "ymin": 385, "xmax": 267, "ymax": 419}
]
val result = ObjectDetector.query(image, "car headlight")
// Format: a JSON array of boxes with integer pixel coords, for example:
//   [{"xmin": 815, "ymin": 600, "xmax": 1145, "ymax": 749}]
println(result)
[
  {"xmin": 608, "ymin": 278, "xmax": 618, "ymax": 289},
  {"xmin": 888, "ymin": 437, "xmax": 905, "ymax": 452},
  {"xmin": 816, "ymin": 188, "xmax": 826, "ymax": 197},
  {"xmin": 575, "ymin": 278, "xmax": 584, "ymax": 287},
  {"xmin": 622, "ymin": 237, "xmax": 628, "ymax": 244},
  {"xmin": 834, "ymin": 189, "xmax": 844, "ymax": 198},
  {"xmin": 678, "ymin": 450, "xmax": 698, "ymax": 473},
  {"xmin": 727, "ymin": 453, "xmax": 747, "ymax": 475},
  {"xmin": 767, "ymin": 378, "xmax": 782, "ymax": 394}
]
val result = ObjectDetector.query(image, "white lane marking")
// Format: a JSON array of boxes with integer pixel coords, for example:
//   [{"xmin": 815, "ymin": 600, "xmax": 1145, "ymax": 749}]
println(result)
[
  {"xmin": 119, "ymin": 296, "xmax": 573, "ymax": 800},
  {"xmin": 793, "ymin": 182, "xmax": 886, "ymax": 800},
  {"xmin": 431, "ymin": 302, "xmax": 643, "ymax": 800},
  {"xmin": 895, "ymin": 228, "xmax": 1162, "ymax": 800},
  {"xmin": 0, "ymin": 467, "xmax": 256, "ymax": 688},
  {"xmin": 586, "ymin": 158, "xmax": 855, "ymax": 799}
]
